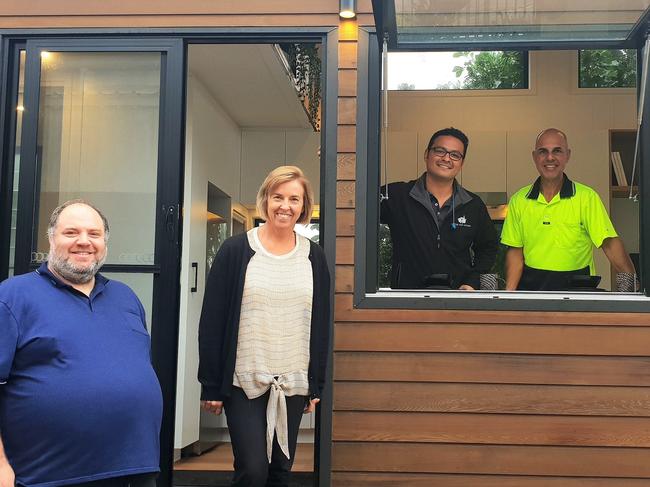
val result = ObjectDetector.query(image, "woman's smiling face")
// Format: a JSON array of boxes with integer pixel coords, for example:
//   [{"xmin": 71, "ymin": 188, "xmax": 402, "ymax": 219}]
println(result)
[{"xmin": 265, "ymin": 179, "xmax": 305, "ymax": 231}]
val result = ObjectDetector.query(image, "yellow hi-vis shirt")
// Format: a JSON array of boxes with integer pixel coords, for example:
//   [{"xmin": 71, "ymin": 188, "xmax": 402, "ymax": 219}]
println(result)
[{"xmin": 500, "ymin": 175, "xmax": 618, "ymax": 274}]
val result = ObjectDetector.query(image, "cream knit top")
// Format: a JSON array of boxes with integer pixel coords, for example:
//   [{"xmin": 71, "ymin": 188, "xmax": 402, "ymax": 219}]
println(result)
[{"xmin": 233, "ymin": 227, "xmax": 313, "ymax": 461}]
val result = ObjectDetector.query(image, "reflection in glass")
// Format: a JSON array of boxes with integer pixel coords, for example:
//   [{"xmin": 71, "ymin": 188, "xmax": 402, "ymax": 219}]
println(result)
[
  {"xmin": 8, "ymin": 50, "xmax": 26, "ymax": 277},
  {"xmin": 206, "ymin": 212, "xmax": 228, "ymax": 280},
  {"xmin": 33, "ymin": 52, "xmax": 161, "ymax": 266}
]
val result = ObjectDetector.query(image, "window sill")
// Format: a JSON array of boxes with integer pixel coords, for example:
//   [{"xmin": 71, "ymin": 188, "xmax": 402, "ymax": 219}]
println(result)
[{"xmin": 355, "ymin": 289, "xmax": 650, "ymax": 312}]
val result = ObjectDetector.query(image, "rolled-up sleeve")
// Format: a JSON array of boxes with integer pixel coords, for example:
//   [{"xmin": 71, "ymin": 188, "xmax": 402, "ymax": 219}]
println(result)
[{"xmin": 0, "ymin": 302, "xmax": 18, "ymax": 384}]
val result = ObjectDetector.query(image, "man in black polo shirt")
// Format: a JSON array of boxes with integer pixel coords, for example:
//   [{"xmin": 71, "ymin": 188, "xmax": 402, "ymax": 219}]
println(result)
[{"xmin": 380, "ymin": 127, "xmax": 498, "ymax": 289}]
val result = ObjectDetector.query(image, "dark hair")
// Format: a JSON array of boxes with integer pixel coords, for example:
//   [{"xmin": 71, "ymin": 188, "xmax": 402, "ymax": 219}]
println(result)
[{"xmin": 426, "ymin": 127, "xmax": 469, "ymax": 157}]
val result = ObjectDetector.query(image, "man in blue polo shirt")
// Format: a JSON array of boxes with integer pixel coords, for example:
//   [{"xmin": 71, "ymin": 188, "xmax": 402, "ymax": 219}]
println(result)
[
  {"xmin": 0, "ymin": 200, "xmax": 162, "ymax": 487},
  {"xmin": 501, "ymin": 128, "xmax": 636, "ymax": 291}
]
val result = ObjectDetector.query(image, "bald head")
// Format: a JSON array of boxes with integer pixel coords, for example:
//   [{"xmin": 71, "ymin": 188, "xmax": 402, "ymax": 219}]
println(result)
[{"xmin": 535, "ymin": 128, "xmax": 569, "ymax": 149}]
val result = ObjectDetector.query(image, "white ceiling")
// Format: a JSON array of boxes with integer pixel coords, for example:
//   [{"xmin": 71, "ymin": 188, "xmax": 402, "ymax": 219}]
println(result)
[{"xmin": 188, "ymin": 44, "xmax": 312, "ymax": 130}]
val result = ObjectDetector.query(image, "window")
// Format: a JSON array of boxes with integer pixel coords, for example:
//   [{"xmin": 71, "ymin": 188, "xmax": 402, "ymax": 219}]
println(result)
[
  {"xmin": 357, "ymin": 31, "xmax": 650, "ymax": 310},
  {"xmin": 579, "ymin": 49, "xmax": 637, "ymax": 88},
  {"xmin": 388, "ymin": 51, "xmax": 528, "ymax": 90}
]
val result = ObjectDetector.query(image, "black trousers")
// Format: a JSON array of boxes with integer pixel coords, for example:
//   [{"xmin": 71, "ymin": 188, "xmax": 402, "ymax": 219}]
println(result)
[
  {"xmin": 68, "ymin": 473, "xmax": 157, "ymax": 487},
  {"xmin": 224, "ymin": 386, "xmax": 307, "ymax": 487}
]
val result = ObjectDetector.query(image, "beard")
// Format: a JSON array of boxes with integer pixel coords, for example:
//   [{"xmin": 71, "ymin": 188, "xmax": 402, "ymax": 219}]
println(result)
[{"xmin": 48, "ymin": 249, "xmax": 107, "ymax": 284}]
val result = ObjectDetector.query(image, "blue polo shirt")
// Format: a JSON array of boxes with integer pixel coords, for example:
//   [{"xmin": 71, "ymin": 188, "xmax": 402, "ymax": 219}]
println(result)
[{"xmin": 0, "ymin": 264, "xmax": 162, "ymax": 487}]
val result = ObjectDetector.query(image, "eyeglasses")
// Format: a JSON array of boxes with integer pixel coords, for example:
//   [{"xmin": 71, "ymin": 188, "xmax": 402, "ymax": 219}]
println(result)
[{"xmin": 428, "ymin": 146, "xmax": 464, "ymax": 162}]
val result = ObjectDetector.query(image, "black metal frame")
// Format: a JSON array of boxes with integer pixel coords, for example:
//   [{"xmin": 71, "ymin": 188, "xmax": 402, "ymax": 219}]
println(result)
[
  {"xmin": 0, "ymin": 26, "xmax": 338, "ymax": 487},
  {"xmin": 0, "ymin": 38, "xmax": 24, "ymax": 279},
  {"xmin": 355, "ymin": 25, "xmax": 650, "ymax": 312}
]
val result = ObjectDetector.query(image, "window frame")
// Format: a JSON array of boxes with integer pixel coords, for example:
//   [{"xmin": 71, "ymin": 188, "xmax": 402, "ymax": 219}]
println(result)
[{"xmin": 355, "ymin": 28, "xmax": 650, "ymax": 312}]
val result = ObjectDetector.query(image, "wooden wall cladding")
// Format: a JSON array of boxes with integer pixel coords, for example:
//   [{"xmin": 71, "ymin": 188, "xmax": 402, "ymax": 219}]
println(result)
[{"xmin": 0, "ymin": 0, "xmax": 375, "ymax": 28}]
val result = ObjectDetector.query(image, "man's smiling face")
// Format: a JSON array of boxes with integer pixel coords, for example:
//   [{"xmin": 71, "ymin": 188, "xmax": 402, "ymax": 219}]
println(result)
[
  {"xmin": 532, "ymin": 130, "xmax": 571, "ymax": 183},
  {"xmin": 48, "ymin": 203, "xmax": 107, "ymax": 284},
  {"xmin": 425, "ymin": 135, "xmax": 465, "ymax": 182}
]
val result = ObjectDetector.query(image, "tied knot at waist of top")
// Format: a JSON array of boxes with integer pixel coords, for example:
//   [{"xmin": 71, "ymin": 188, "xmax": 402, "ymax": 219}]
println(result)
[{"xmin": 235, "ymin": 371, "xmax": 309, "ymax": 462}]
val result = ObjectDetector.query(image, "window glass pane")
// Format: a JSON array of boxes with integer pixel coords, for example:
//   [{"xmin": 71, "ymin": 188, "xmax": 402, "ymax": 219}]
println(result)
[
  {"xmin": 378, "ymin": 48, "xmax": 641, "ymax": 293},
  {"xmin": 8, "ymin": 50, "xmax": 26, "ymax": 277},
  {"xmin": 100, "ymin": 272, "xmax": 153, "ymax": 332},
  {"xmin": 393, "ymin": 2, "xmax": 648, "ymax": 47},
  {"xmin": 33, "ymin": 51, "xmax": 161, "ymax": 266},
  {"xmin": 388, "ymin": 51, "xmax": 527, "ymax": 90},
  {"xmin": 579, "ymin": 49, "xmax": 637, "ymax": 88}
]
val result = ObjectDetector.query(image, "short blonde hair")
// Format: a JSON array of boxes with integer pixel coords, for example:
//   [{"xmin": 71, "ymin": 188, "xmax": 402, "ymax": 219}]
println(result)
[{"xmin": 256, "ymin": 165, "xmax": 314, "ymax": 225}]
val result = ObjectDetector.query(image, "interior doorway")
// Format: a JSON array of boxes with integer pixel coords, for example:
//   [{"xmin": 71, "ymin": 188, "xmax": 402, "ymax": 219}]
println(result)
[{"xmin": 173, "ymin": 42, "xmax": 323, "ymax": 486}]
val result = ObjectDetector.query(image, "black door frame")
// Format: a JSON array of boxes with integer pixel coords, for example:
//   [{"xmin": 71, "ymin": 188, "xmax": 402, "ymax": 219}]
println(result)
[{"xmin": 0, "ymin": 27, "xmax": 338, "ymax": 487}]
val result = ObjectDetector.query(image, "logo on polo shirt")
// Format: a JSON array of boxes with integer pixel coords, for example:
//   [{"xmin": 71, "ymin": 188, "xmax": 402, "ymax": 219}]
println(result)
[{"xmin": 455, "ymin": 216, "xmax": 471, "ymax": 228}]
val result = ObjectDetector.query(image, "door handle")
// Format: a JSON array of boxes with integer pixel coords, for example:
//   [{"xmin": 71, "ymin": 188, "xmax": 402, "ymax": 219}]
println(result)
[
  {"xmin": 163, "ymin": 204, "xmax": 178, "ymax": 243},
  {"xmin": 191, "ymin": 262, "xmax": 198, "ymax": 292}
]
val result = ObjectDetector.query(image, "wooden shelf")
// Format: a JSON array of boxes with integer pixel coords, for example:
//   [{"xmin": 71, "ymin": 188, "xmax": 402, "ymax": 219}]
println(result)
[{"xmin": 611, "ymin": 186, "xmax": 638, "ymax": 198}]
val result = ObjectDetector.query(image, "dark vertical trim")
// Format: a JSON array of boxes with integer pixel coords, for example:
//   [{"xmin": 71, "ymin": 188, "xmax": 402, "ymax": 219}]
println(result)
[
  {"xmin": 522, "ymin": 50, "xmax": 530, "ymax": 89},
  {"xmin": 14, "ymin": 41, "xmax": 42, "ymax": 275},
  {"xmin": 356, "ymin": 28, "xmax": 380, "ymax": 297},
  {"xmin": 149, "ymin": 38, "xmax": 185, "ymax": 487},
  {"xmin": 354, "ymin": 29, "xmax": 369, "ymax": 303},
  {"xmin": 316, "ymin": 27, "xmax": 337, "ymax": 487},
  {"xmin": 641, "ymin": 35, "xmax": 650, "ymax": 296},
  {"xmin": 0, "ymin": 36, "xmax": 16, "ymax": 280},
  {"xmin": 384, "ymin": 0, "xmax": 398, "ymax": 50}
]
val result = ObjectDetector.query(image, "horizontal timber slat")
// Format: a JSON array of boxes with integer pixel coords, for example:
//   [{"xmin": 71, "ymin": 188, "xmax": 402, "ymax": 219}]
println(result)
[
  {"xmin": 338, "ymin": 70, "xmax": 357, "ymax": 97},
  {"xmin": 334, "ymin": 352, "xmax": 650, "ymax": 386},
  {"xmin": 334, "ymin": 322, "xmax": 650, "ymax": 355},
  {"xmin": 0, "ymin": 14, "xmax": 378, "ymax": 29},
  {"xmin": 333, "ymin": 382, "xmax": 650, "ymax": 416},
  {"xmin": 335, "ymin": 237, "xmax": 354, "ymax": 265},
  {"xmin": 336, "ymin": 209, "xmax": 354, "ymax": 236},
  {"xmin": 333, "ymin": 411, "xmax": 650, "ymax": 446},
  {"xmin": 337, "ymin": 125, "xmax": 356, "ymax": 153},
  {"xmin": 336, "ymin": 181, "xmax": 355, "ymax": 208},
  {"xmin": 334, "ymin": 293, "xmax": 650, "ymax": 325},
  {"xmin": 336, "ymin": 153, "xmax": 356, "ymax": 180},
  {"xmin": 338, "ymin": 97, "xmax": 356, "ymax": 125},
  {"xmin": 331, "ymin": 472, "xmax": 650, "ymax": 486},
  {"xmin": 0, "ymin": 0, "xmax": 342, "ymax": 15},
  {"xmin": 335, "ymin": 265, "xmax": 354, "ymax": 293},
  {"xmin": 331, "ymin": 442, "xmax": 650, "ymax": 477}
]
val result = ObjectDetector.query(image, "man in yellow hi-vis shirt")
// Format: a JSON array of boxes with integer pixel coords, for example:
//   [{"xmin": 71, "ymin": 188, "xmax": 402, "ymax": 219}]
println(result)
[{"xmin": 501, "ymin": 128, "xmax": 636, "ymax": 291}]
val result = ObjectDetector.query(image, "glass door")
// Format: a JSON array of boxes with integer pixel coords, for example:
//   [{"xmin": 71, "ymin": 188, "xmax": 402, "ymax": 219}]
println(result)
[{"xmin": 9, "ymin": 38, "xmax": 185, "ymax": 486}]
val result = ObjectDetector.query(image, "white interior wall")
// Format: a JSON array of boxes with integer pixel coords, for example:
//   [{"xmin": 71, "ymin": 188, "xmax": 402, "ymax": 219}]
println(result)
[
  {"xmin": 175, "ymin": 74, "xmax": 242, "ymax": 449},
  {"xmin": 384, "ymin": 50, "xmax": 638, "ymax": 289},
  {"xmin": 240, "ymin": 129, "xmax": 321, "ymax": 205}
]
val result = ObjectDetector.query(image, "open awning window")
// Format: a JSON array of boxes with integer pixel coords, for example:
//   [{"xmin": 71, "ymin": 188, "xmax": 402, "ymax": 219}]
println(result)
[{"xmin": 374, "ymin": 0, "xmax": 650, "ymax": 49}]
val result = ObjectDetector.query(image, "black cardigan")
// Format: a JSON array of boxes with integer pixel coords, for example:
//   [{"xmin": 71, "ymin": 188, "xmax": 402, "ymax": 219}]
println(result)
[{"xmin": 198, "ymin": 232, "xmax": 331, "ymax": 401}]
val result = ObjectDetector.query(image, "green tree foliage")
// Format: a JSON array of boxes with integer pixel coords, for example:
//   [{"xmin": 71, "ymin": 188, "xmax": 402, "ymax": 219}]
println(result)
[
  {"xmin": 378, "ymin": 224, "xmax": 392, "ymax": 288},
  {"xmin": 579, "ymin": 49, "xmax": 636, "ymax": 88},
  {"xmin": 397, "ymin": 82, "xmax": 416, "ymax": 90},
  {"xmin": 453, "ymin": 51, "xmax": 526, "ymax": 89}
]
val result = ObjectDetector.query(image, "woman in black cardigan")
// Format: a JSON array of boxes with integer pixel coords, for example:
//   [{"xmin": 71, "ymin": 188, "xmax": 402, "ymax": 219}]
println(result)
[{"xmin": 198, "ymin": 166, "xmax": 330, "ymax": 487}]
